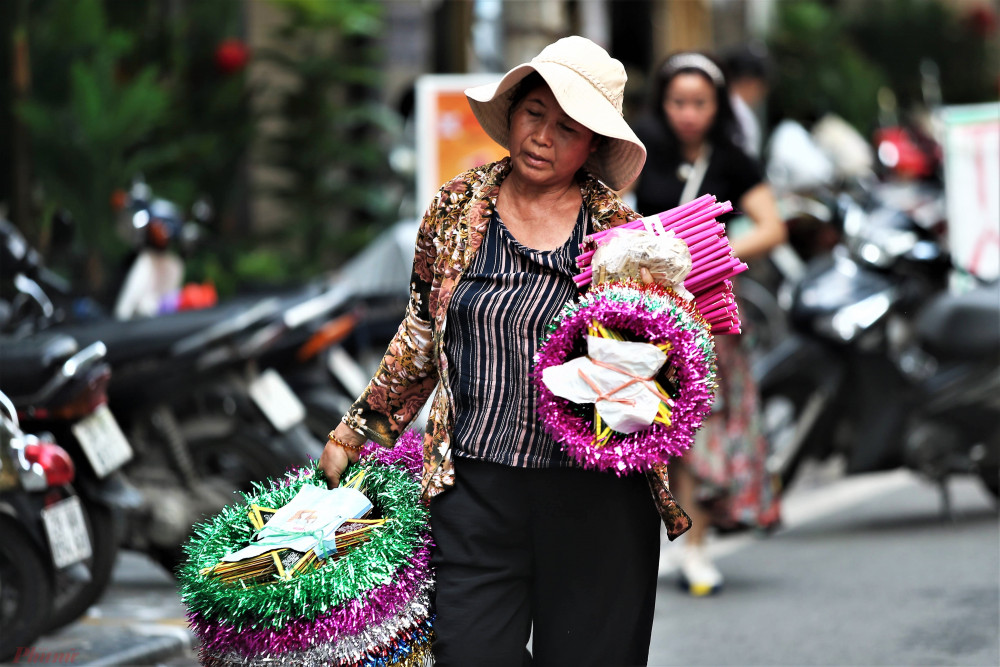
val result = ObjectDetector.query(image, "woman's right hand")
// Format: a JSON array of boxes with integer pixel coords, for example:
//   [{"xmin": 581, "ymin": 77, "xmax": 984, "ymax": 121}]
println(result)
[
  {"xmin": 320, "ymin": 425, "xmax": 365, "ymax": 488},
  {"xmin": 639, "ymin": 266, "xmax": 660, "ymax": 286}
]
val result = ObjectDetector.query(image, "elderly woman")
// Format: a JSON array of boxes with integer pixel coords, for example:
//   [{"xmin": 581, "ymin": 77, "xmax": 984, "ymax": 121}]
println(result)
[{"xmin": 321, "ymin": 36, "xmax": 681, "ymax": 666}]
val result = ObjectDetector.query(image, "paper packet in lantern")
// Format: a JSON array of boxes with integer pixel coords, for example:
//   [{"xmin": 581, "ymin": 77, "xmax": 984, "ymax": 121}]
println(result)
[
  {"xmin": 536, "ymin": 194, "xmax": 746, "ymax": 474},
  {"xmin": 178, "ymin": 431, "xmax": 435, "ymax": 667},
  {"xmin": 542, "ymin": 334, "xmax": 671, "ymax": 435},
  {"xmin": 217, "ymin": 484, "xmax": 373, "ymax": 564},
  {"xmin": 589, "ymin": 228, "xmax": 694, "ymax": 299}
]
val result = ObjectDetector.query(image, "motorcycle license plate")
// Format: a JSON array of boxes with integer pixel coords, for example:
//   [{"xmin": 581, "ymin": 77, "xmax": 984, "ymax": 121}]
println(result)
[
  {"xmin": 71, "ymin": 404, "xmax": 134, "ymax": 478},
  {"xmin": 41, "ymin": 495, "xmax": 93, "ymax": 569},
  {"xmin": 249, "ymin": 368, "xmax": 307, "ymax": 433}
]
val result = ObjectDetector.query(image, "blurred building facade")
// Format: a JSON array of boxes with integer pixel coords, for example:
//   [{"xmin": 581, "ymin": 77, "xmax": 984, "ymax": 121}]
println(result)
[
  {"xmin": 243, "ymin": 0, "xmax": 771, "ymax": 226},
  {"xmin": 2, "ymin": 0, "xmax": 994, "ymax": 284},
  {"xmin": 371, "ymin": 0, "xmax": 771, "ymax": 116},
  {"xmin": 242, "ymin": 0, "xmax": 998, "ymax": 230},
  {"xmin": 246, "ymin": 0, "xmax": 777, "ymax": 126}
]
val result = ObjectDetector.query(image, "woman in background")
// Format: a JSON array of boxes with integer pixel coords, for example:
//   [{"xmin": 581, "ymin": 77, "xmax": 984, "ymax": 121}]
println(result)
[{"xmin": 632, "ymin": 51, "xmax": 786, "ymax": 596}]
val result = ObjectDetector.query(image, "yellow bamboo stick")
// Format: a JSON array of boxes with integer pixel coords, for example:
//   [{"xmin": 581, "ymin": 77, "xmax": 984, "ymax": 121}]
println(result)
[
  {"xmin": 345, "ymin": 470, "xmax": 365, "ymax": 489},
  {"xmin": 272, "ymin": 551, "xmax": 288, "ymax": 580},
  {"xmin": 598, "ymin": 323, "xmax": 623, "ymax": 341},
  {"xmin": 654, "ymin": 381, "xmax": 674, "ymax": 405}
]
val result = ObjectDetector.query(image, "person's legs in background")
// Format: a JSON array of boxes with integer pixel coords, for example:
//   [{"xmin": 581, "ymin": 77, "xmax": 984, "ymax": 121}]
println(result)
[{"xmin": 669, "ymin": 457, "xmax": 724, "ymax": 596}]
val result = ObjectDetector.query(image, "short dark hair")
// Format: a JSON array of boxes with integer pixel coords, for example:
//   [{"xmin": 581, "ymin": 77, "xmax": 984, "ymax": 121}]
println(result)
[
  {"xmin": 505, "ymin": 71, "xmax": 547, "ymax": 131},
  {"xmin": 722, "ymin": 44, "xmax": 772, "ymax": 84}
]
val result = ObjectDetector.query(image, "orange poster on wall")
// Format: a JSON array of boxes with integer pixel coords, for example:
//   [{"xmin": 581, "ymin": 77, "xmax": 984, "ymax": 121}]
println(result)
[{"xmin": 415, "ymin": 74, "xmax": 508, "ymax": 208}]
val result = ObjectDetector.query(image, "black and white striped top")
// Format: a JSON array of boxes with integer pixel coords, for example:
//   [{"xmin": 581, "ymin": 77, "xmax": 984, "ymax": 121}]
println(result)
[{"xmin": 445, "ymin": 207, "xmax": 587, "ymax": 468}]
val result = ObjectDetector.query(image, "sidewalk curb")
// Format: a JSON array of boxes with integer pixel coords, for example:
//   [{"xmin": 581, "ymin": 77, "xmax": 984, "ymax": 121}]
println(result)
[
  {"xmin": 83, "ymin": 624, "xmax": 195, "ymax": 667},
  {"xmin": 11, "ymin": 624, "xmax": 197, "ymax": 667},
  {"xmin": 81, "ymin": 631, "xmax": 192, "ymax": 667}
]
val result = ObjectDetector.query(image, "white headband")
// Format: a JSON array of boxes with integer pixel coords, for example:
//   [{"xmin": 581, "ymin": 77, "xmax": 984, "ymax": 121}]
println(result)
[{"xmin": 663, "ymin": 53, "xmax": 726, "ymax": 87}]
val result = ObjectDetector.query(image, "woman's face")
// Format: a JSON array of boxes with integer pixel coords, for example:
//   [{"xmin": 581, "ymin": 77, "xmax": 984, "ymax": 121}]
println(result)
[
  {"xmin": 507, "ymin": 83, "xmax": 598, "ymax": 188},
  {"xmin": 662, "ymin": 72, "xmax": 718, "ymax": 148}
]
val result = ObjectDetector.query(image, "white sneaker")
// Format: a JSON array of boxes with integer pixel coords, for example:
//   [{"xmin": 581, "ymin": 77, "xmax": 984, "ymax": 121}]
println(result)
[{"xmin": 678, "ymin": 545, "xmax": 723, "ymax": 596}]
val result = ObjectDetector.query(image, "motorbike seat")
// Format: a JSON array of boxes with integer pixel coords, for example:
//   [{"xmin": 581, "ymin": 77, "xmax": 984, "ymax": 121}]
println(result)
[
  {"xmin": 0, "ymin": 332, "xmax": 79, "ymax": 401},
  {"xmin": 916, "ymin": 283, "xmax": 1000, "ymax": 361},
  {"xmin": 51, "ymin": 301, "xmax": 262, "ymax": 366}
]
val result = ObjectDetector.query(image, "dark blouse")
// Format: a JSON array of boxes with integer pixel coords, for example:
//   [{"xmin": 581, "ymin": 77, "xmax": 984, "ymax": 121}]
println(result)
[
  {"xmin": 632, "ymin": 114, "xmax": 764, "ymax": 218},
  {"xmin": 444, "ymin": 207, "xmax": 587, "ymax": 468}
]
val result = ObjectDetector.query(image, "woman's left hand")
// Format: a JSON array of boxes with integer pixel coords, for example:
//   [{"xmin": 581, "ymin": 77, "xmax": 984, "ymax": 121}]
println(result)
[{"xmin": 320, "ymin": 425, "xmax": 364, "ymax": 488}]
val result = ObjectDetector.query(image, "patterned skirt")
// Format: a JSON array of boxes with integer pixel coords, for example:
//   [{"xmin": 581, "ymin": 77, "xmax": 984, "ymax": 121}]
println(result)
[{"xmin": 682, "ymin": 334, "xmax": 782, "ymax": 533}]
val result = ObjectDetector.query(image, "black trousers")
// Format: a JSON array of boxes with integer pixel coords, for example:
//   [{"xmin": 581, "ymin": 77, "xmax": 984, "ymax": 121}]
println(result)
[{"xmin": 429, "ymin": 457, "xmax": 661, "ymax": 667}]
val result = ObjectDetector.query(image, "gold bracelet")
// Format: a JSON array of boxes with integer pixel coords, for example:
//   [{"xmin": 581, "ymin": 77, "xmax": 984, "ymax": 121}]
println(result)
[{"xmin": 328, "ymin": 430, "xmax": 364, "ymax": 454}]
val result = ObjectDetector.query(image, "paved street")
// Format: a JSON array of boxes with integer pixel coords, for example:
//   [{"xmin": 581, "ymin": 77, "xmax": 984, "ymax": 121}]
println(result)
[
  {"xmin": 650, "ymin": 470, "xmax": 999, "ymax": 666},
  {"xmin": 7, "ymin": 465, "xmax": 997, "ymax": 666}
]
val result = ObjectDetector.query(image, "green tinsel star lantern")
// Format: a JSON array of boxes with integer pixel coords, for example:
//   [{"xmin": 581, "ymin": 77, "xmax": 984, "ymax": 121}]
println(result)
[{"xmin": 177, "ymin": 431, "xmax": 434, "ymax": 666}]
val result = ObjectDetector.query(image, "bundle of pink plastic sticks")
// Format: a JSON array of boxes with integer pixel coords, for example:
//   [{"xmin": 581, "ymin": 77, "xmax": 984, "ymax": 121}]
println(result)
[{"xmin": 574, "ymin": 194, "xmax": 746, "ymax": 335}]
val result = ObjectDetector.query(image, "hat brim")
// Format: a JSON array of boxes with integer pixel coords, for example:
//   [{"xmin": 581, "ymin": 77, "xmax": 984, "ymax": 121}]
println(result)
[{"xmin": 465, "ymin": 63, "xmax": 646, "ymax": 191}]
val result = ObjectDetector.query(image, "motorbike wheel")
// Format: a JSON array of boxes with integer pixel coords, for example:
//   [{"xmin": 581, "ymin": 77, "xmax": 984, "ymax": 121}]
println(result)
[
  {"xmin": 735, "ymin": 276, "xmax": 788, "ymax": 359},
  {"xmin": 181, "ymin": 413, "xmax": 318, "ymax": 486},
  {"xmin": 977, "ymin": 464, "xmax": 999, "ymax": 500},
  {"xmin": 145, "ymin": 476, "xmax": 234, "ymax": 576},
  {"xmin": 0, "ymin": 515, "xmax": 54, "ymax": 662},
  {"xmin": 44, "ymin": 499, "xmax": 119, "ymax": 633},
  {"xmin": 759, "ymin": 380, "xmax": 823, "ymax": 491}
]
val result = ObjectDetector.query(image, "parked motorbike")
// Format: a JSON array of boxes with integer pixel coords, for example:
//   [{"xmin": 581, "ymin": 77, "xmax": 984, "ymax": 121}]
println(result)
[
  {"xmin": 235, "ymin": 219, "xmax": 420, "ymax": 442},
  {"xmin": 1, "ymin": 336, "xmax": 137, "ymax": 632},
  {"xmin": 49, "ymin": 297, "xmax": 325, "ymax": 570},
  {"xmin": 754, "ymin": 190, "xmax": 1000, "ymax": 507},
  {"xmin": 0, "ymin": 391, "xmax": 90, "ymax": 660},
  {"xmin": 239, "ymin": 281, "xmax": 364, "ymax": 440},
  {"xmin": 112, "ymin": 177, "xmax": 215, "ymax": 320},
  {"xmin": 0, "ymin": 217, "xmax": 80, "ymax": 335},
  {"xmin": 2, "ymin": 220, "xmax": 325, "ymax": 572},
  {"xmin": 736, "ymin": 117, "xmax": 861, "ymax": 357}
]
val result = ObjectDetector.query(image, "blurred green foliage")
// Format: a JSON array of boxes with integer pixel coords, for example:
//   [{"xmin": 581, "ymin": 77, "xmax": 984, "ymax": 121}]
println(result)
[
  {"xmin": 15, "ymin": 0, "xmax": 172, "ymax": 286},
  {"xmin": 256, "ymin": 0, "xmax": 401, "ymax": 277},
  {"xmin": 849, "ymin": 0, "xmax": 999, "ymax": 109},
  {"xmin": 124, "ymin": 1, "xmax": 254, "ymax": 229},
  {"xmin": 768, "ymin": 0, "xmax": 999, "ymax": 135},
  {"xmin": 767, "ymin": 1, "xmax": 886, "ymax": 133},
  {"xmin": 5, "ymin": 0, "xmax": 399, "ymax": 300},
  {"xmin": 11, "ymin": 0, "xmax": 254, "ymax": 297}
]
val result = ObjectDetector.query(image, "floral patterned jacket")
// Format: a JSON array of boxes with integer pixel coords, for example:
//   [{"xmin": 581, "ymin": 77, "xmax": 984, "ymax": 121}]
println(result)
[{"xmin": 343, "ymin": 158, "xmax": 691, "ymax": 539}]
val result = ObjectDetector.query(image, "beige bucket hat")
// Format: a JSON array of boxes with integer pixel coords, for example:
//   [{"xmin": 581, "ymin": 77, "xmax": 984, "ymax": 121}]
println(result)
[{"xmin": 465, "ymin": 36, "xmax": 646, "ymax": 191}]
